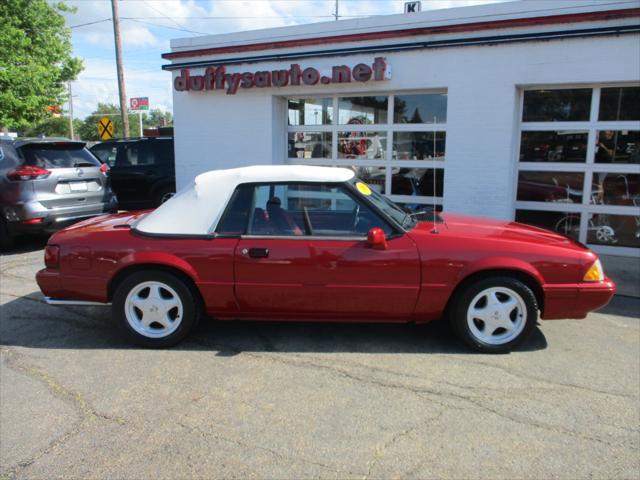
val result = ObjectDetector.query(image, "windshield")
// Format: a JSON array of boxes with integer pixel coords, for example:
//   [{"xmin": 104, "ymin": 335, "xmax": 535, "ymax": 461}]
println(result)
[
  {"xmin": 19, "ymin": 144, "xmax": 100, "ymax": 169},
  {"xmin": 350, "ymin": 178, "xmax": 443, "ymax": 229}
]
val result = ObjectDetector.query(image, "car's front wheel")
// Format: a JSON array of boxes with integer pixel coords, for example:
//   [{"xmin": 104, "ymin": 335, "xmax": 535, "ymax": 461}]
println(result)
[
  {"xmin": 450, "ymin": 276, "xmax": 538, "ymax": 353},
  {"xmin": 112, "ymin": 270, "xmax": 200, "ymax": 348}
]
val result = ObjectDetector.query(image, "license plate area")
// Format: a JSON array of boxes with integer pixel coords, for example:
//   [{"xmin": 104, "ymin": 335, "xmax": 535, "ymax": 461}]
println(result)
[{"xmin": 69, "ymin": 181, "xmax": 88, "ymax": 192}]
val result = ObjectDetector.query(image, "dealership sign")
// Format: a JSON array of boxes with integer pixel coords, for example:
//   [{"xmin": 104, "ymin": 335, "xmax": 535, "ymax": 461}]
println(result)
[{"xmin": 174, "ymin": 57, "xmax": 389, "ymax": 95}]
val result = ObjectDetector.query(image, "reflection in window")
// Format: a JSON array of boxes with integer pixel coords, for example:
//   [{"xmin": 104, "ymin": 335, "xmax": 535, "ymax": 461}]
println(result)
[
  {"xmin": 522, "ymin": 89, "xmax": 592, "ymax": 122},
  {"xmin": 394, "ymin": 132, "xmax": 445, "ymax": 160},
  {"xmin": 391, "ymin": 168, "xmax": 443, "ymax": 197},
  {"xmin": 288, "ymin": 98, "xmax": 332, "ymax": 125},
  {"xmin": 595, "ymin": 130, "xmax": 640, "ymax": 164},
  {"xmin": 515, "ymin": 209, "xmax": 580, "ymax": 241},
  {"xmin": 394, "ymin": 94, "xmax": 447, "ymax": 124},
  {"xmin": 587, "ymin": 214, "xmax": 640, "ymax": 248},
  {"xmin": 517, "ymin": 171, "xmax": 585, "ymax": 203},
  {"xmin": 519, "ymin": 131, "xmax": 588, "ymax": 163},
  {"xmin": 338, "ymin": 96, "xmax": 388, "ymax": 124},
  {"xmin": 352, "ymin": 166, "xmax": 386, "ymax": 194},
  {"xmin": 599, "ymin": 87, "xmax": 640, "ymax": 121},
  {"xmin": 337, "ymin": 132, "xmax": 386, "ymax": 160},
  {"xmin": 592, "ymin": 173, "xmax": 640, "ymax": 206},
  {"xmin": 288, "ymin": 132, "xmax": 332, "ymax": 159}
]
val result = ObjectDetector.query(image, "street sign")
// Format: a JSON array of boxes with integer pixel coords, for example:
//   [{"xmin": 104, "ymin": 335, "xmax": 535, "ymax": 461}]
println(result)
[
  {"xmin": 97, "ymin": 116, "xmax": 114, "ymax": 140},
  {"xmin": 404, "ymin": 1, "xmax": 421, "ymax": 13},
  {"xmin": 130, "ymin": 97, "xmax": 149, "ymax": 111}
]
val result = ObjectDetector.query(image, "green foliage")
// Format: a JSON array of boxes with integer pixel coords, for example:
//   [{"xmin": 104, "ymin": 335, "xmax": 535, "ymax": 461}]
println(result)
[
  {"xmin": 23, "ymin": 115, "xmax": 82, "ymax": 138},
  {"xmin": 77, "ymin": 104, "xmax": 173, "ymax": 141},
  {"xmin": 0, "ymin": 0, "xmax": 83, "ymax": 131}
]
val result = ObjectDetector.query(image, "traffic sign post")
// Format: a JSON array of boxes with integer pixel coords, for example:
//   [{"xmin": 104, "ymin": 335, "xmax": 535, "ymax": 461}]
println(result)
[
  {"xmin": 130, "ymin": 97, "xmax": 149, "ymax": 136},
  {"xmin": 97, "ymin": 116, "xmax": 114, "ymax": 140}
]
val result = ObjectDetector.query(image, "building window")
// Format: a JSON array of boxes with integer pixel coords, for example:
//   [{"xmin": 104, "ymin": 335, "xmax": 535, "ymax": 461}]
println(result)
[
  {"xmin": 516, "ymin": 86, "xmax": 640, "ymax": 255},
  {"xmin": 287, "ymin": 92, "xmax": 447, "ymax": 211}
]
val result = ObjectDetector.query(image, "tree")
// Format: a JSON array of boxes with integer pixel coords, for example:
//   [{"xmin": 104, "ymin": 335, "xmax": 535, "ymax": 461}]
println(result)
[
  {"xmin": 0, "ymin": 0, "xmax": 83, "ymax": 132},
  {"xmin": 23, "ymin": 116, "xmax": 82, "ymax": 138},
  {"xmin": 143, "ymin": 109, "xmax": 173, "ymax": 129}
]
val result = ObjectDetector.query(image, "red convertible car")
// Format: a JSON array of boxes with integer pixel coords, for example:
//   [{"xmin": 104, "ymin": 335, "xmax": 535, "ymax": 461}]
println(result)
[{"xmin": 36, "ymin": 166, "xmax": 615, "ymax": 352}]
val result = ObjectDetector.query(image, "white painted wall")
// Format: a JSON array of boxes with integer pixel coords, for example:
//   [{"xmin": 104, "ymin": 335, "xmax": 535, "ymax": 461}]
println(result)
[{"xmin": 171, "ymin": 32, "xmax": 640, "ymax": 220}]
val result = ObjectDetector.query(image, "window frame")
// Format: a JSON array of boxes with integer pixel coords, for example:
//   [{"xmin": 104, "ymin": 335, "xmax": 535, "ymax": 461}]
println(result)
[
  {"xmin": 514, "ymin": 84, "xmax": 640, "ymax": 256},
  {"xmin": 286, "ymin": 91, "xmax": 447, "ymax": 211},
  {"xmin": 215, "ymin": 181, "xmax": 402, "ymax": 239}
]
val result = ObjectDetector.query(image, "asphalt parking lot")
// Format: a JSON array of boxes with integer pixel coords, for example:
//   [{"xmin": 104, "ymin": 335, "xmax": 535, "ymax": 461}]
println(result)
[{"xmin": 1, "ymin": 240, "xmax": 639, "ymax": 480}]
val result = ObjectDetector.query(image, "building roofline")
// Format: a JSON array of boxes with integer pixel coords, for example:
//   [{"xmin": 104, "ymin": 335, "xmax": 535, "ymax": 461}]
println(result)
[{"xmin": 162, "ymin": 6, "xmax": 640, "ymax": 61}]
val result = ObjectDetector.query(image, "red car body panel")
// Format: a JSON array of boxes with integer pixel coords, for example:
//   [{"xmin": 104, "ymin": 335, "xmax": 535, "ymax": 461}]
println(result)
[{"xmin": 36, "ymin": 210, "xmax": 615, "ymax": 323}]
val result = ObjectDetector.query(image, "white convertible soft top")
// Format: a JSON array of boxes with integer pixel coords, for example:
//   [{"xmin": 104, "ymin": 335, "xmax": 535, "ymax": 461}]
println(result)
[{"xmin": 134, "ymin": 165, "xmax": 355, "ymax": 236}]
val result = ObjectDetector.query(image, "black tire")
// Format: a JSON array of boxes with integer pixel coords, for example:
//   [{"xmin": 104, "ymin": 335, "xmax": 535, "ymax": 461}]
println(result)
[
  {"xmin": 0, "ymin": 219, "xmax": 14, "ymax": 251},
  {"xmin": 450, "ymin": 276, "xmax": 538, "ymax": 353},
  {"xmin": 112, "ymin": 270, "xmax": 200, "ymax": 348},
  {"xmin": 154, "ymin": 186, "xmax": 175, "ymax": 207}
]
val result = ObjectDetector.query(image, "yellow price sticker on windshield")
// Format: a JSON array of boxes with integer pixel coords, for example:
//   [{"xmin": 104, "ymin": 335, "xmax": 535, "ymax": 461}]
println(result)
[{"xmin": 356, "ymin": 182, "xmax": 372, "ymax": 196}]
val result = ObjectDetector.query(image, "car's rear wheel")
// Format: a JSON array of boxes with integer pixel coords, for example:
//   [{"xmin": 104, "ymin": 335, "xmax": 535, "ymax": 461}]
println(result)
[
  {"xmin": 0, "ymin": 219, "xmax": 14, "ymax": 251},
  {"xmin": 112, "ymin": 270, "xmax": 199, "ymax": 348},
  {"xmin": 154, "ymin": 187, "xmax": 175, "ymax": 207},
  {"xmin": 450, "ymin": 276, "xmax": 538, "ymax": 353}
]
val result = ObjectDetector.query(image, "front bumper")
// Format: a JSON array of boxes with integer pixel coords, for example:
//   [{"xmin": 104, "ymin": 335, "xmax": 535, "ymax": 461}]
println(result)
[{"xmin": 541, "ymin": 278, "xmax": 616, "ymax": 320}]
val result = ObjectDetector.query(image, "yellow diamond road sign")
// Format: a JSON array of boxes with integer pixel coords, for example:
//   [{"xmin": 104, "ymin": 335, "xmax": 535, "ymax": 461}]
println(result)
[{"xmin": 97, "ymin": 116, "xmax": 114, "ymax": 140}]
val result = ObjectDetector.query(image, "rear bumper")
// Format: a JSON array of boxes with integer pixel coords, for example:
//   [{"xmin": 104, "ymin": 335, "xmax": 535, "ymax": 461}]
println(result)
[
  {"xmin": 541, "ymin": 278, "xmax": 616, "ymax": 320},
  {"xmin": 36, "ymin": 268, "xmax": 109, "ymax": 304},
  {"xmin": 5, "ymin": 197, "xmax": 118, "ymax": 235}
]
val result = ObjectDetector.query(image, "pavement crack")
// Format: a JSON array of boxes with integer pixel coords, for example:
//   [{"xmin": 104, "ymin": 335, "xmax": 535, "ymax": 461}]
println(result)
[
  {"xmin": 176, "ymin": 421, "xmax": 365, "ymax": 477},
  {"xmin": 0, "ymin": 347, "xmax": 126, "ymax": 479},
  {"xmin": 237, "ymin": 351, "xmax": 631, "ymax": 450}
]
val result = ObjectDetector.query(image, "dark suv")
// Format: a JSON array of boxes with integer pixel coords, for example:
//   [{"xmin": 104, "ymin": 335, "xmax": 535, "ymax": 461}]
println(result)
[
  {"xmin": 90, "ymin": 137, "xmax": 176, "ymax": 210},
  {"xmin": 0, "ymin": 137, "xmax": 118, "ymax": 249}
]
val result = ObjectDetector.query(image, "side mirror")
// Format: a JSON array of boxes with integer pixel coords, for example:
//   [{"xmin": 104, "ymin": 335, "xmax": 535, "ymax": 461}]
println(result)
[{"xmin": 367, "ymin": 227, "xmax": 387, "ymax": 250}]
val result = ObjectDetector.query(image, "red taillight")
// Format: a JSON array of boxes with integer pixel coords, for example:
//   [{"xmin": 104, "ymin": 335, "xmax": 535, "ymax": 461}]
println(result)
[
  {"xmin": 7, "ymin": 165, "xmax": 51, "ymax": 181},
  {"xmin": 44, "ymin": 245, "xmax": 60, "ymax": 269},
  {"xmin": 22, "ymin": 218, "xmax": 44, "ymax": 225},
  {"xmin": 99, "ymin": 163, "xmax": 110, "ymax": 174}
]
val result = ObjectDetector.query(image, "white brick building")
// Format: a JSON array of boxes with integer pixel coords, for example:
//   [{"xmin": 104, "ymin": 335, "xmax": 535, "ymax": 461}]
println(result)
[{"xmin": 164, "ymin": 0, "xmax": 640, "ymax": 257}]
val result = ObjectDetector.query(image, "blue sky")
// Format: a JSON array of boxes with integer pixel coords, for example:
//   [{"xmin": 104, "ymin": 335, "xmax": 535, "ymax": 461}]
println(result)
[{"xmin": 61, "ymin": 0, "xmax": 505, "ymax": 119}]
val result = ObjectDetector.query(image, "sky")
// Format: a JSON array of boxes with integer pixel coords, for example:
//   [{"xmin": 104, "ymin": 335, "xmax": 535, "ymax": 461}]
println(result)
[{"xmin": 60, "ymin": 0, "xmax": 507, "ymax": 120}]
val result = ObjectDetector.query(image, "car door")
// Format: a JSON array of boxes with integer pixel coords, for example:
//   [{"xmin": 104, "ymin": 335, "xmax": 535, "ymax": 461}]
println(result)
[
  {"xmin": 228, "ymin": 182, "xmax": 421, "ymax": 320},
  {"xmin": 110, "ymin": 140, "xmax": 157, "ymax": 208}
]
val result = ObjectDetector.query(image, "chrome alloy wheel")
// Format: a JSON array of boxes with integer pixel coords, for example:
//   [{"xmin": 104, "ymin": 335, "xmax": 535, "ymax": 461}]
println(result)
[
  {"xmin": 124, "ymin": 281, "xmax": 183, "ymax": 339},
  {"xmin": 466, "ymin": 286, "xmax": 527, "ymax": 345}
]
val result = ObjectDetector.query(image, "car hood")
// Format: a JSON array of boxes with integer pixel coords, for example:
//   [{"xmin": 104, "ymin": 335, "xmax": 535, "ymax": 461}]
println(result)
[{"xmin": 411, "ymin": 212, "xmax": 586, "ymax": 249}]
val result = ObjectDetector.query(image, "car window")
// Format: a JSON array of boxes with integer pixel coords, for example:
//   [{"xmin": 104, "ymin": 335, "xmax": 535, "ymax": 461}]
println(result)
[
  {"xmin": 18, "ymin": 144, "xmax": 100, "ymax": 169},
  {"xmin": 153, "ymin": 140, "xmax": 174, "ymax": 165},
  {"xmin": 216, "ymin": 184, "xmax": 254, "ymax": 235},
  {"xmin": 218, "ymin": 182, "xmax": 392, "ymax": 237},
  {"xmin": 91, "ymin": 144, "xmax": 118, "ymax": 166},
  {"xmin": 121, "ymin": 141, "xmax": 154, "ymax": 166}
]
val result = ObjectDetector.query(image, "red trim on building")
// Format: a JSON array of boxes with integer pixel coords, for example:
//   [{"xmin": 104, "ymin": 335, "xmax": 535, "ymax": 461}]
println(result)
[{"xmin": 162, "ymin": 8, "xmax": 640, "ymax": 60}]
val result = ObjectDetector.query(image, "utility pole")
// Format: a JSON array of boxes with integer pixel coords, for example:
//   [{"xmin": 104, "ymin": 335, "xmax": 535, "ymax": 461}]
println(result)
[
  {"xmin": 334, "ymin": 0, "xmax": 339, "ymax": 21},
  {"xmin": 110, "ymin": 0, "xmax": 130, "ymax": 138},
  {"xmin": 67, "ymin": 82, "xmax": 74, "ymax": 140}
]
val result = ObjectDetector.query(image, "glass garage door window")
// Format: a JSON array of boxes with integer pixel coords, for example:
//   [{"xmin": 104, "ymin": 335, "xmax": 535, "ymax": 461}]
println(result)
[
  {"xmin": 515, "ymin": 85, "xmax": 640, "ymax": 255},
  {"xmin": 287, "ymin": 92, "xmax": 447, "ymax": 212}
]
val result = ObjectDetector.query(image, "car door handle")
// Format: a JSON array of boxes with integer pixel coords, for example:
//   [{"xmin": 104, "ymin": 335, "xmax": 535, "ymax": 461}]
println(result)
[{"xmin": 247, "ymin": 248, "xmax": 269, "ymax": 258}]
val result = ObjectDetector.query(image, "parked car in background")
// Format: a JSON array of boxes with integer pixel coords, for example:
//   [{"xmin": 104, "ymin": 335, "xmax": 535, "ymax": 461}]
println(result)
[
  {"xmin": 37, "ymin": 166, "xmax": 615, "ymax": 353},
  {"xmin": 90, "ymin": 137, "xmax": 176, "ymax": 210},
  {"xmin": 0, "ymin": 137, "xmax": 117, "ymax": 250}
]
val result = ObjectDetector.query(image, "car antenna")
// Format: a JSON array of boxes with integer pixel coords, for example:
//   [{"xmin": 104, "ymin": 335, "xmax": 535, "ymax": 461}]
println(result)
[{"xmin": 431, "ymin": 116, "xmax": 439, "ymax": 234}]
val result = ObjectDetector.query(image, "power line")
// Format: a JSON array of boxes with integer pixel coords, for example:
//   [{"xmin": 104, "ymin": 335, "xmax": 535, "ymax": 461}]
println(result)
[
  {"xmin": 69, "ymin": 18, "xmax": 112, "ymax": 28},
  {"xmin": 125, "ymin": 18, "xmax": 209, "ymax": 35}
]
